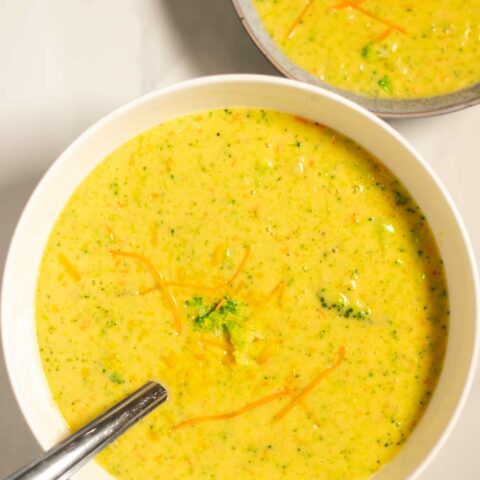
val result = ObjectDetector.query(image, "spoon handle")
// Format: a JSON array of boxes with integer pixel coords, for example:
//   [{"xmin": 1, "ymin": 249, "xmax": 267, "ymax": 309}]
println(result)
[{"xmin": 5, "ymin": 381, "xmax": 168, "ymax": 480}]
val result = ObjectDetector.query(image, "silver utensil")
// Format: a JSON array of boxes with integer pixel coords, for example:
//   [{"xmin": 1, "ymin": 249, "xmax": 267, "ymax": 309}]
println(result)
[{"xmin": 4, "ymin": 381, "xmax": 167, "ymax": 480}]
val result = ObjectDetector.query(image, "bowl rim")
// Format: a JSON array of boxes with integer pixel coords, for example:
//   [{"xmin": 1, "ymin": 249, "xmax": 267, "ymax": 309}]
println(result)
[
  {"xmin": 231, "ymin": 0, "xmax": 480, "ymax": 119},
  {"xmin": 1, "ymin": 74, "xmax": 479, "ymax": 479}
]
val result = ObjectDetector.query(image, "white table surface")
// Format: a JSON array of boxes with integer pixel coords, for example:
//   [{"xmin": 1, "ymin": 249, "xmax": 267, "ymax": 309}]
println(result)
[{"xmin": 0, "ymin": 1, "xmax": 478, "ymax": 478}]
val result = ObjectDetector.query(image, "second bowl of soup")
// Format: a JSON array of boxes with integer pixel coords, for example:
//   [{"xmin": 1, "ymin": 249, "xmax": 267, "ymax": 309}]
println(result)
[{"xmin": 233, "ymin": 0, "xmax": 480, "ymax": 116}]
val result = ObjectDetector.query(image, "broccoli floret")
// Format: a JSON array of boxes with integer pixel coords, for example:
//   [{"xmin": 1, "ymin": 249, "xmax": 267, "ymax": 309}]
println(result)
[
  {"xmin": 361, "ymin": 43, "xmax": 372, "ymax": 58},
  {"xmin": 185, "ymin": 295, "xmax": 261, "ymax": 364},
  {"xmin": 378, "ymin": 75, "xmax": 393, "ymax": 93},
  {"xmin": 317, "ymin": 289, "xmax": 371, "ymax": 321}
]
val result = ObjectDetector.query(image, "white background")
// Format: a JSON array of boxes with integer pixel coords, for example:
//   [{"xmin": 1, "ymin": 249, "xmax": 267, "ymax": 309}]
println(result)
[{"xmin": 0, "ymin": 1, "xmax": 478, "ymax": 477}]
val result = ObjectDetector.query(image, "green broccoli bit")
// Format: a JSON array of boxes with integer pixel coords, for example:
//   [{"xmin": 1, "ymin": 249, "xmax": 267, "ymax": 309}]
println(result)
[
  {"xmin": 187, "ymin": 297, "xmax": 240, "ymax": 334},
  {"xmin": 378, "ymin": 76, "xmax": 393, "ymax": 93},
  {"xmin": 318, "ymin": 289, "xmax": 370, "ymax": 320},
  {"xmin": 394, "ymin": 189, "xmax": 409, "ymax": 206},
  {"xmin": 185, "ymin": 295, "xmax": 204, "ymax": 308},
  {"xmin": 361, "ymin": 43, "xmax": 372, "ymax": 58},
  {"xmin": 108, "ymin": 372, "xmax": 125, "ymax": 384},
  {"xmin": 185, "ymin": 295, "xmax": 261, "ymax": 364}
]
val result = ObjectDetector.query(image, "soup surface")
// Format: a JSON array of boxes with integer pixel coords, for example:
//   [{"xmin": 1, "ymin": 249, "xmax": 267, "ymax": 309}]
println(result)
[
  {"xmin": 252, "ymin": 0, "xmax": 480, "ymax": 98},
  {"xmin": 37, "ymin": 109, "xmax": 448, "ymax": 479}
]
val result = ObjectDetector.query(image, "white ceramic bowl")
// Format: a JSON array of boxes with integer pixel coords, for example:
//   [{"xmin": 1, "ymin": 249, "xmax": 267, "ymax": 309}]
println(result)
[{"xmin": 2, "ymin": 75, "xmax": 478, "ymax": 479}]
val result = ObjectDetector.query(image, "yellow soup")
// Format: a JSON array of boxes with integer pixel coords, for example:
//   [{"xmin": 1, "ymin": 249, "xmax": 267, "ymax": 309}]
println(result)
[
  {"xmin": 37, "ymin": 109, "xmax": 448, "ymax": 479},
  {"xmin": 253, "ymin": 0, "xmax": 480, "ymax": 98}
]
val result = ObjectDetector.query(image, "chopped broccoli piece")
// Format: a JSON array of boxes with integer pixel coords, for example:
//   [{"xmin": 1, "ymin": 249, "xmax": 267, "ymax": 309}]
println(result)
[
  {"xmin": 186, "ymin": 296, "xmax": 241, "ymax": 333},
  {"xmin": 378, "ymin": 76, "xmax": 393, "ymax": 93},
  {"xmin": 186, "ymin": 296, "xmax": 204, "ymax": 308},
  {"xmin": 185, "ymin": 295, "xmax": 261, "ymax": 364},
  {"xmin": 219, "ymin": 298, "xmax": 238, "ymax": 315},
  {"xmin": 361, "ymin": 43, "xmax": 372, "ymax": 58},
  {"xmin": 108, "ymin": 371, "xmax": 125, "ymax": 384},
  {"xmin": 318, "ymin": 289, "xmax": 370, "ymax": 320}
]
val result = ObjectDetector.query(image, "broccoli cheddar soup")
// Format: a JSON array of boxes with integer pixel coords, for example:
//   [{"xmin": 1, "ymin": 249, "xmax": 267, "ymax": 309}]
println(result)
[
  {"xmin": 253, "ymin": 0, "xmax": 480, "ymax": 98},
  {"xmin": 37, "ymin": 109, "xmax": 448, "ymax": 479}
]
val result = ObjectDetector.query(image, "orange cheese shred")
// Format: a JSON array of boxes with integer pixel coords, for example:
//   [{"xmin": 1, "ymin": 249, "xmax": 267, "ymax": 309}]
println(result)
[
  {"xmin": 330, "ymin": 1, "xmax": 406, "ymax": 34},
  {"xmin": 258, "ymin": 281, "xmax": 285, "ymax": 309},
  {"xmin": 286, "ymin": 0, "xmax": 315, "ymax": 39},
  {"xmin": 298, "ymin": 399, "xmax": 321, "ymax": 428},
  {"xmin": 256, "ymin": 342, "xmax": 278, "ymax": 365},
  {"xmin": 164, "ymin": 246, "xmax": 251, "ymax": 292},
  {"xmin": 214, "ymin": 297, "xmax": 226, "ymax": 312},
  {"xmin": 58, "ymin": 253, "xmax": 81, "ymax": 282},
  {"xmin": 374, "ymin": 26, "xmax": 394, "ymax": 42},
  {"xmin": 294, "ymin": 115, "xmax": 313, "ymax": 125},
  {"xmin": 110, "ymin": 250, "xmax": 182, "ymax": 334},
  {"xmin": 354, "ymin": 5, "xmax": 406, "ymax": 33},
  {"xmin": 150, "ymin": 223, "xmax": 158, "ymax": 247},
  {"xmin": 211, "ymin": 243, "xmax": 228, "ymax": 266},
  {"xmin": 173, "ymin": 388, "xmax": 292, "ymax": 431},
  {"xmin": 273, "ymin": 346, "xmax": 345, "ymax": 422},
  {"xmin": 330, "ymin": 0, "xmax": 367, "ymax": 9},
  {"xmin": 200, "ymin": 336, "xmax": 233, "ymax": 355}
]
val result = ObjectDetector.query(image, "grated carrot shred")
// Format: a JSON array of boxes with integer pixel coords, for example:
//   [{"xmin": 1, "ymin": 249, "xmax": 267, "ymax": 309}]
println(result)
[
  {"xmin": 110, "ymin": 250, "xmax": 182, "ymax": 334},
  {"xmin": 173, "ymin": 388, "xmax": 292, "ymax": 431},
  {"xmin": 286, "ymin": 0, "xmax": 315, "ymax": 39},
  {"xmin": 273, "ymin": 346, "xmax": 345, "ymax": 422},
  {"xmin": 58, "ymin": 253, "xmax": 81, "ymax": 282}
]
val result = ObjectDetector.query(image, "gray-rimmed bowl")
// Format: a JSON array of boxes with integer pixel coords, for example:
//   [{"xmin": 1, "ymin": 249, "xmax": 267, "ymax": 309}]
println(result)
[{"xmin": 232, "ymin": 0, "xmax": 480, "ymax": 118}]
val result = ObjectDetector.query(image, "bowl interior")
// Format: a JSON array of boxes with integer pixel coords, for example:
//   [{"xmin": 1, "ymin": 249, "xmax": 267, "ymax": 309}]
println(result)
[
  {"xmin": 2, "ymin": 75, "xmax": 478, "ymax": 480},
  {"xmin": 232, "ymin": 0, "xmax": 480, "ymax": 118}
]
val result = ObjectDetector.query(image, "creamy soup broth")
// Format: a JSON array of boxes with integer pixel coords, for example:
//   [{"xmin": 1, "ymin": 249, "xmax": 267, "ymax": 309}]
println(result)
[{"xmin": 37, "ymin": 108, "xmax": 448, "ymax": 479}]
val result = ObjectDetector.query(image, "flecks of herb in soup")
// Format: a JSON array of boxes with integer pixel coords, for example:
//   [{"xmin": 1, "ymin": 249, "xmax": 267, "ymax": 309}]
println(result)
[{"xmin": 36, "ymin": 108, "xmax": 448, "ymax": 480}]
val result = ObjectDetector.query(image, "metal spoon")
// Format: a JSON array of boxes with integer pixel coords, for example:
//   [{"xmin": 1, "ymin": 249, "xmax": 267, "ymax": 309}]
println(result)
[{"xmin": 4, "ymin": 381, "xmax": 167, "ymax": 480}]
